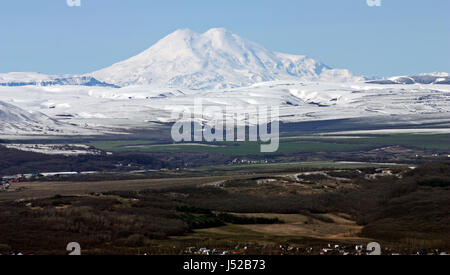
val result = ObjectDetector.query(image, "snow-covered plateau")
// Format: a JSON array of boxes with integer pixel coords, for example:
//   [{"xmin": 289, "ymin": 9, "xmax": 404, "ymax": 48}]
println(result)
[{"xmin": 0, "ymin": 80, "xmax": 449, "ymax": 138}]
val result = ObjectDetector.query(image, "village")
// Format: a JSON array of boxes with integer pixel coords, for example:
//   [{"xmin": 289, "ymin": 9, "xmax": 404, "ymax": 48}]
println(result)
[
  {"xmin": 178, "ymin": 243, "xmax": 448, "ymax": 256},
  {"xmin": 1, "ymin": 244, "xmax": 448, "ymax": 256}
]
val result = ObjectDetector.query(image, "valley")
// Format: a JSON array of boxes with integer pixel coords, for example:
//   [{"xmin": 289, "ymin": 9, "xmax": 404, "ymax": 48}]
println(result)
[{"xmin": 0, "ymin": 162, "xmax": 448, "ymax": 255}]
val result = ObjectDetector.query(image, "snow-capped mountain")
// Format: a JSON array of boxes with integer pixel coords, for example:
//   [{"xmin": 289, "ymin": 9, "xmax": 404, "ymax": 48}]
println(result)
[
  {"xmin": 368, "ymin": 73, "xmax": 450, "ymax": 85},
  {"xmin": 0, "ymin": 72, "xmax": 118, "ymax": 88},
  {"xmin": 92, "ymin": 28, "xmax": 361, "ymax": 89}
]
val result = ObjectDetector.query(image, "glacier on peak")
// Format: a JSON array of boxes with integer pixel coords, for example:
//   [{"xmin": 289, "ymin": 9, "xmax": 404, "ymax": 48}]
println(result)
[{"xmin": 92, "ymin": 28, "xmax": 362, "ymax": 89}]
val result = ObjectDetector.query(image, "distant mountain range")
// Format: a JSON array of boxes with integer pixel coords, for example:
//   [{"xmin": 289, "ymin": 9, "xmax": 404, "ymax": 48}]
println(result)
[
  {"xmin": 0, "ymin": 28, "xmax": 448, "ymax": 90},
  {"xmin": 1, "ymin": 28, "xmax": 361, "ymax": 90},
  {"xmin": 367, "ymin": 73, "xmax": 450, "ymax": 85},
  {"xmin": 0, "ymin": 73, "xmax": 118, "ymax": 88},
  {"xmin": 0, "ymin": 28, "xmax": 449, "ymax": 138}
]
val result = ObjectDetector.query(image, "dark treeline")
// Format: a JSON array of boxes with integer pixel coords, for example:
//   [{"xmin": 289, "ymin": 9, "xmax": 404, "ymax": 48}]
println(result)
[
  {"xmin": 0, "ymin": 162, "xmax": 448, "ymax": 254},
  {"xmin": 0, "ymin": 146, "xmax": 171, "ymax": 176}
]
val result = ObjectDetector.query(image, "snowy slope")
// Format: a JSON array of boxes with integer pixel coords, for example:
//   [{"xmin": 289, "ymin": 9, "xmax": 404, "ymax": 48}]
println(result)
[
  {"xmin": 0, "ymin": 100, "xmax": 99, "ymax": 137},
  {"xmin": 92, "ymin": 28, "xmax": 361, "ymax": 89},
  {"xmin": 1, "ymin": 80, "xmax": 449, "ymax": 138}
]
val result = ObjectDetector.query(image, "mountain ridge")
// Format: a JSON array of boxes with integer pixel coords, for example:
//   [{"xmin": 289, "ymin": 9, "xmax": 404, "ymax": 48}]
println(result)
[
  {"xmin": 367, "ymin": 72, "xmax": 450, "ymax": 85},
  {"xmin": 0, "ymin": 72, "xmax": 118, "ymax": 88},
  {"xmin": 1, "ymin": 29, "xmax": 448, "ymax": 89}
]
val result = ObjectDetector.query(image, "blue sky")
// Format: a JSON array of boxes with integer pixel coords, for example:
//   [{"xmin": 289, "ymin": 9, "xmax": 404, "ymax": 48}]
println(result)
[{"xmin": 0, "ymin": 0, "xmax": 449, "ymax": 77}]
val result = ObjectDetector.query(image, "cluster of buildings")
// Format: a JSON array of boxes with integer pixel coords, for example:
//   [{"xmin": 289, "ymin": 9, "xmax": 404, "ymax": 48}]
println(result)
[
  {"xmin": 183, "ymin": 246, "xmax": 251, "ymax": 255},
  {"xmin": 0, "ymin": 174, "xmax": 32, "ymax": 192},
  {"xmin": 180, "ymin": 243, "xmax": 449, "ymax": 256},
  {"xmin": 287, "ymin": 243, "xmax": 448, "ymax": 256},
  {"xmin": 229, "ymin": 158, "xmax": 271, "ymax": 165}
]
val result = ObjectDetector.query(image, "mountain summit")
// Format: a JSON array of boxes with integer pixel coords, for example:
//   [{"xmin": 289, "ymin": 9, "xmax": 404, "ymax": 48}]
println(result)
[{"xmin": 92, "ymin": 28, "xmax": 360, "ymax": 89}]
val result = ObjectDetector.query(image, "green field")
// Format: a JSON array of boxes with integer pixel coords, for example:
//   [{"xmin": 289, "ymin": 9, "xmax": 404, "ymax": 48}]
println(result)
[
  {"xmin": 87, "ymin": 133, "xmax": 450, "ymax": 155},
  {"xmin": 89, "ymin": 139, "xmax": 159, "ymax": 152},
  {"xmin": 191, "ymin": 161, "xmax": 406, "ymax": 173}
]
